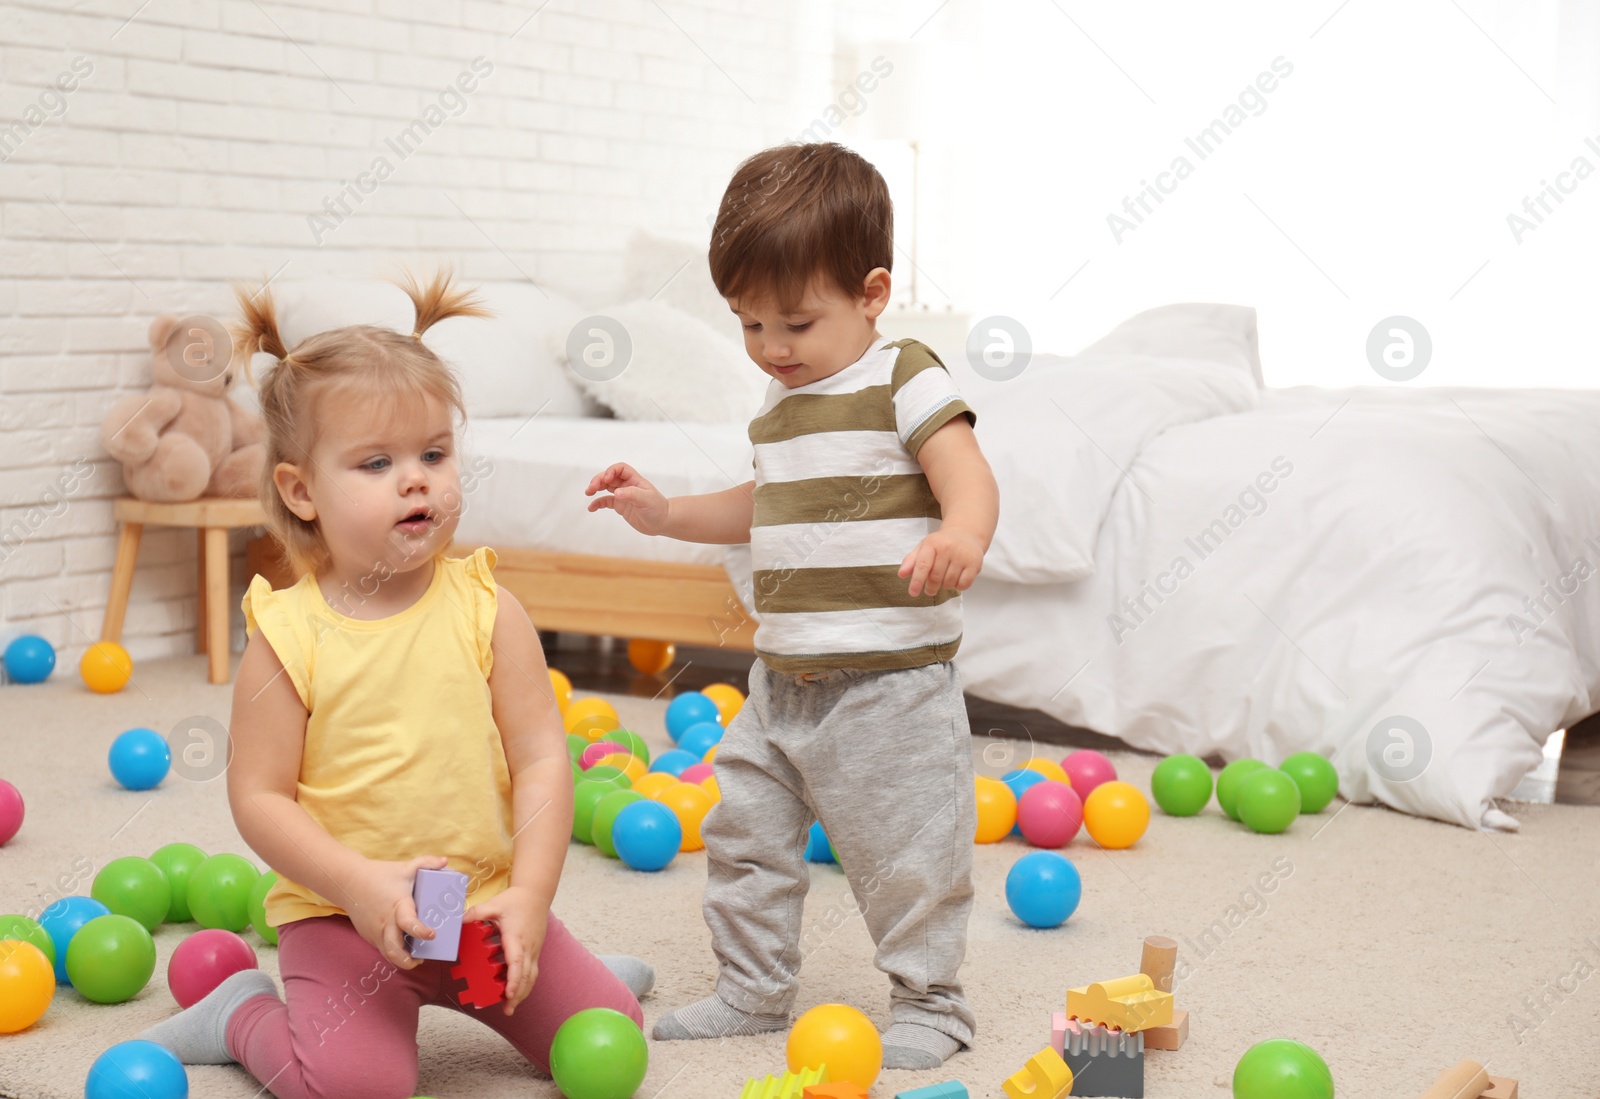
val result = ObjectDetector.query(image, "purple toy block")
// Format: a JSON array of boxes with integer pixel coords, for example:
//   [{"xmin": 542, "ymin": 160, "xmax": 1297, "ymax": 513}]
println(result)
[{"xmin": 406, "ymin": 867, "xmax": 469, "ymax": 960}]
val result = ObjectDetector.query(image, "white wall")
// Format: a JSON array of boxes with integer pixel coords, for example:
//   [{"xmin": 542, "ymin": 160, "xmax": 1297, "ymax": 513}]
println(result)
[{"xmin": 0, "ymin": 0, "xmax": 894, "ymax": 666}]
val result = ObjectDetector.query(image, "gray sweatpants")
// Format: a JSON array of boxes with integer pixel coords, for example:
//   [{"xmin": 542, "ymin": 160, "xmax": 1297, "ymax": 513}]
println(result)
[{"xmin": 701, "ymin": 659, "xmax": 978, "ymax": 1045}]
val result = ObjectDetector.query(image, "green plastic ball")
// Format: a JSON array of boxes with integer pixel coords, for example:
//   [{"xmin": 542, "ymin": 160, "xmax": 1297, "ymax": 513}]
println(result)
[
  {"xmin": 248, "ymin": 870, "xmax": 280, "ymax": 945},
  {"xmin": 1216, "ymin": 759, "xmax": 1268, "ymax": 822},
  {"xmin": 580, "ymin": 765, "xmax": 631, "ymax": 792},
  {"xmin": 1236, "ymin": 769, "xmax": 1302, "ymax": 834},
  {"xmin": 549, "ymin": 1007, "xmax": 648, "ymax": 1099},
  {"xmin": 187, "ymin": 854, "xmax": 260, "ymax": 932},
  {"xmin": 567, "ymin": 734, "xmax": 589, "ymax": 763},
  {"xmin": 91, "ymin": 856, "xmax": 171, "ymax": 932},
  {"xmin": 150, "ymin": 843, "xmax": 208, "ymax": 923},
  {"xmin": 65, "ymin": 913, "xmax": 156, "ymax": 1003},
  {"xmin": 591, "ymin": 790, "xmax": 645, "ymax": 859},
  {"xmin": 1278, "ymin": 752, "xmax": 1339, "ymax": 813},
  {"xmin": 573, "ymin": 782, "xmax": 613, "ymax": 845},
  {"xmin": 1150, "ymin": 754, "xmax": 1214, "ymax": 816},
  {"xmin": 1233, "ymin": 1038, "xmax": 1334, "ymax": 1099},
  {"xmin": 0, "ymin": 914, "xmax": 55, "ymax": 965},
  {"xmin": 605, "ymin": 729, "xmax": 650, "ymax": 767}
]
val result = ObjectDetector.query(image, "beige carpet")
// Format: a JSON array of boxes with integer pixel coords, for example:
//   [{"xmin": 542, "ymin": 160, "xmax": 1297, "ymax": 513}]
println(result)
[{"xmin": 1, "ymin": 656, "xmax": 1596, "ymax": 1098}]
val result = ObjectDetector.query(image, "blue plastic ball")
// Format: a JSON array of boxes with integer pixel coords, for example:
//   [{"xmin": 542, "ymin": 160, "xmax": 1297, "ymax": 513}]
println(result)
[
  {"xmin": 3, "ymin": 634, "xmax": 56, "ymax": 684},
  {"xmin": 664, "ymin": 692, "xmax": 720, "ymax": 742},
  {"xmin": 86, "ymin": 1039, "xmax": 189, "ymax": 1099},
  {"xmin": 649, "ymin": 749, "xmax": 700, "ymax": 777},
  {"xmin": 1001, "ymin": 769, "xmax": 1048, "ymax": 836},
  {"xmin": 677, "ymin": 721, "xmax": 725, "ymax": 760},
  {"xmin": 109, "ymin": 728, "xmax": 171, "ymax": 791},
  {"xmin": 612, "ymin": 800, "xmax": 683, "ymax": 872},
  {"xmin": 1005, "ymin": 851, "xmax": 1082, "ymax": 929},
  {"xmin": 804, "ymin": 821, "xmax": 836, "ymax": 864},
  {"xmin": 39, "ymin": 895, "xmax": 112, "ymax": 985}
]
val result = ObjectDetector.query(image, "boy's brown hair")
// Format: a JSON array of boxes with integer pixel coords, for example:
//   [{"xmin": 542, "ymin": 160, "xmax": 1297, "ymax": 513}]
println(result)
[{"xmin": 708, "ymin": 142, "xmax": 893, "ymax": 315}]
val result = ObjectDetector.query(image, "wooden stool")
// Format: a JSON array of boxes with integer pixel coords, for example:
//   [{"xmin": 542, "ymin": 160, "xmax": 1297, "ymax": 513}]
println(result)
[{"xmin": 99, "ymin": 497, "xmax": 269, "ymax": 684}]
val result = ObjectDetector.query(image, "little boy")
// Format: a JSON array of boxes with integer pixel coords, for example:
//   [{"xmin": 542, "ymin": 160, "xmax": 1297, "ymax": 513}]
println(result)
[{"xmin": 584, "ymin": 141, "xmax": 999, "ymax": 1070}]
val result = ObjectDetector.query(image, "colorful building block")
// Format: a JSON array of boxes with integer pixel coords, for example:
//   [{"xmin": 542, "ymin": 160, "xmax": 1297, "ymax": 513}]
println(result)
[
  {"xmin": 803, "ymin": 1084, "xmax": 866, "ymax": 1099},
  {"xmin": 406, "ymin": 867, "xmax": 468, "ymax": 960},
  {"xmin": 448, "ymin": 920, "xmax": 506, "ymax": 1009},
  {"xmin": 1051, "ymin": 1011, "xmax": 1067, "ymax": 1056},
  {"xmin": 1061, "ymin": 1018, "xmax": 1143, "ymax": 1098},
  {"xmin": 1066, "ymin": 974, "xmax": 1173, "ymax": 1033},
  {"xmin": 740, "ymin": 1066, "xmax": 829, "ymax": 1099},
  {"xmin": 1002, "ymin": 1046, "xmax": 1073, "ymax": 1099},
  {"xmin": 1417, "ymin": 1060, "xmax": 1518, "ymax": 1099},
  {"xmin": 1139, "ymin": 934, "xmax": 1178, "ymax": 993},
  {"xmin": 1143, "ymin": 1008, "xmax": 1188, "ymax": 1051},
  {"xmin": 894, "ymin": 1084, "xmax": 969, "ymax": 1099}
]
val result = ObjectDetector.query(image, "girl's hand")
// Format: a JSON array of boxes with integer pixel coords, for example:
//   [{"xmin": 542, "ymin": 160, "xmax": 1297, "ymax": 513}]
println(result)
[
  {"xmin": 584, "ymin": 463, "xmax": 672, "ymax": 536},
  {"xmin": 346, "ymin": 855, "xmax": 450, "ymax": 970},
  {"xmin": 899, "ymin": 529, "xmax": 986, "ymax": 597},
  {"xmin": 464, "ymin": 886, "xmax": 549, "ymax": 1016}
]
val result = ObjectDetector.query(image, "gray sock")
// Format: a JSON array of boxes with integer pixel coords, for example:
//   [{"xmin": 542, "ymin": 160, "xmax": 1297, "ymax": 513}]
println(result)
[
  {"xmin": 138, "ymin": 969, "xmax": 279, "ymax": 1065},
  {"xmin": 651, "ymin": 994, "xmax": 788, "ymax": 1040},
  {"xmin": 598, "ymin": 954, "xmax": 655, "ymax": 999},
  {"xmin": 882, "ymin": 1021, "xmax": 963, "ymax": 1069}
]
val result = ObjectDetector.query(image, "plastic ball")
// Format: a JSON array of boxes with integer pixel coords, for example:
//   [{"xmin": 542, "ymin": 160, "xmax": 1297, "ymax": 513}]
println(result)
[
  {"xmin": 549, "ymin": 1007, "xmax": 648, "ymax": 1099},
  {"xmin": 658, "ymin": 782, "xmax": 714, "ymax": 852},
  {"xmin": 805, "ymin": 821, "xmax": 836, "ymax": 863},
  {"xmin": 581, "ymin": 741, "xmax": 626, "ymax": 769},
  {"xmin": 565, "ymin": 697, "xmax": 621, "ymax": 742},
  {"xmin": 150, "ymin": 843, "xmax": 208, "ymax": 923},
  {"xmin": 699, "ymin": 774, "xmax": 720, "ymax": 802},
  {"xmin": 0, "ymin": 914, "xmax": 55, "ymax": 965},
  {"xmin": 168, "ymin": 929, "xmax": 258, "ymax": 1009},
  {"xmin": 592, "ymin": 790, "xmax": 646, "ymax": 859},
  {"xmin": 573, "ymin": 782, "xmax": 616, "ymax": 845},
  {"xmin": 0, "ymin": 779, "xmax": 23, "ymax": 845},
  {"xmin": 80, "ymin": 642, "xmax": 134, "ymax": 694},
  {"xmin": 1021, "ymin": 758, "xmax": 1072, "ymax": 786},
  {"xmin": 679, "ymin": 762, "xmax": 715, "ymax": 785},
  {"xmin": 1016, "ymin": 781, "xmax": 1083, "ymax": 848},
  {"xmin": 1151, "ymin": 754, "xmax": 1215, "ymax": 816},
  {"xmin": 91, "ymin": 856, "xmax": 172, "ymax": 932},
  {"xmin": 598, "ymin": 752, "xmax": 647, "ymax": 785},
  {"xmin": 1237, "ymin": 769, "xmax": 1302, "ymax": 834},
  {"xmin": 1216, "ymin": 759, "xmax": 1268, "ymax": 822},
  {"xmin": 1062, "ymin": 749, "xmax": 1117, "ymax": 801},
  {"xmin": 649, "ymin": 749, "xmax": 700, "ymax": 777},
  {"xmin": 973, "ymin": 776, "xmax": 1018, "ymax": 843},
  {"xmin": 612, "ymin": 800, "xmax": 683, "ymax": 872},
  {"xmin": 786, "ymin": 1003, "xmax": 882, "ymax": 1088},
  {"xmin": 86, "ymin": 1039, "xmax": 189, "ymax": 1099},
  {"xmin": 109, "ymin": 728, "xmax": 171, "ymax": 791},
  {"xmin": 605, "ymin": 728, "xmax": 651, "ymax": 766},
  {"xmin": 677, "ymin": 720, "xmax": 725, "ymax": 760},
  {"xmin": 38, "ymin": 895, "xmax": 111, "ymax": 985},
  {"xmin": 630, "ymin": 772, "xmax": 678, "ymax": 801},
  {"xmin": 1232, "ymin": 1038, "xmax": 1334, "ymax": 1099},
  {"xmin": 0, "ymin": 939, "xmax": 55, "ymax": 1033},
  {"xmin": 66, "ymin": 914, "xmax": 156, "ymax": 1004},
  {"xmin": 701, "ymin": 682, "xmax": 745, "ymax": 725},
  {"xmin": 1005, "ymin": 851, "xmax": 1083, "ymax": 928},
  {"xmin": 548, "ymin": 668, "xmax": 574, "ymax": 714},
  {"xmin": 3, "ymin": 634, "xmax": 55, "ymax": 683},
  {"xmin": 247, "ymin": 870, "xmax": 280, "ymax": 946},
  {"xmin": 1000, "ymin": 767, "xmax": 1047, "ymax": 807},
  {"xmin": 567, "ymin": 733, "xmax": 589, "ymax": 763},
  {"xmin": 186, "ymin": 854, "xmax": 259, "ymax": 933},
  {"xmin": 1082, "ymin": 781, "xmax": 1150, "ymax": 849},
  {"xmin": 1278, "ymin": 752, "xmax": 1340, "ymax": 813},
  {"xmin": 664, "ymin": 691, "xmax": 720, "ymax": 742},
  {"xmin": 627, "ymin": 638, "xmax": 675, "ymax": 675},
  {"xmin": 580, "ymin": 765, "xmax": 632, "ymax": 792}
]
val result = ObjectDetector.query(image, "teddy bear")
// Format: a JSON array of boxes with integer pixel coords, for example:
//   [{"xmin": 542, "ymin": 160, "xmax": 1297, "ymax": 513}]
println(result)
[{"xmin": 100, "ymin": 314, "xmax": 266, "ymax": 502}]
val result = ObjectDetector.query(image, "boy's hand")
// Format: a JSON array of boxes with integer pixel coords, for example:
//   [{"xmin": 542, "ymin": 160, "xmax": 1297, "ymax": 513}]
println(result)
[
  {"xmin": 584, "ymin": 462, "xmax": 672, "ymax": 536},
  {"xmin": 464, "ymin": 885, "xmax": 549, "ymax": 1015},
  {"xmin": 346, "ymin": 855, "xmax": 450, "ymax": 970},
  {"xmin": 899, "ymin": 529, "xmax": 986, "ymax": 597}
]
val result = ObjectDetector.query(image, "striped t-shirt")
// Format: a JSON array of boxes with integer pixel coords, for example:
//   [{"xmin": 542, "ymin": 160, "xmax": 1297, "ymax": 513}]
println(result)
[{"xmin": 747, "ymin": 335, "xmax": 977, "ymax": 673}]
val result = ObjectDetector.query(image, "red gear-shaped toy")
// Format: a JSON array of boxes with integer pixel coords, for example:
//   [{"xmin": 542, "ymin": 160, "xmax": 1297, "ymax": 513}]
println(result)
[{"xmin": 450, "ymin": 920, "xmax": 507, "ymax": 1009}]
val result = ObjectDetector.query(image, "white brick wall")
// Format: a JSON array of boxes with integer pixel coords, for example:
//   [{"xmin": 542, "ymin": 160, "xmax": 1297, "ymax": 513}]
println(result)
[{"xmin": 0, "ymin": 0, "xmax": 892, "ymax": 672}]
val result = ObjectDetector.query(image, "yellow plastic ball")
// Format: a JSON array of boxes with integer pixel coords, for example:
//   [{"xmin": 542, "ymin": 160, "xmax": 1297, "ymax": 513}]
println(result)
[
  {"xmin": 630, "ymin": 773, "xmax": 678, "ymax": 801},
  {"xmin": 786, "ymin": 1003, "xmax": 882, "ymax": 1088},
  {"xmin": 705, "ymin": 745, "xmax": 719, "ymax": 764},
  {"xmin": 974, "ymin": 776, "xmax": 1018, "ymax": 844},
  {"xmin": 701, "ymin": 682, "xmax": 745, "ymax": 725},
  {"xmin": 548, "ymin": 668, "xmax": 573, "ymax": 714},
  {"xmin": 699, "ymin": 774, "xmax": 721, "ymax": 803},
  {"xmin": 658, "ymin": 782, "xmax": 715, "ymax": 852},
  {"xmin": 1083, "ymin": 780, "xmax": 1151, "ymax": 849},
  {"xmin": 598, "ymin": 752, "xmax": 647, "ymax": 785},
  {"xmin": 79, "ymin": 642, "xmax": 133, "ymax": 695},
  {"xmin": 627, "ymin": 639, "xmax": 675, "ymax": 675},
  {"xmin": 1023, "ymin": 758, "xmax": 1072, "ymax": 787},
  {"xmin": 564, "ymin": 697, "xmax": 620, "ymax": 742},
  {"xmin": 0, "ymin": 940, "xmax": 55, "ymax": 1033}
]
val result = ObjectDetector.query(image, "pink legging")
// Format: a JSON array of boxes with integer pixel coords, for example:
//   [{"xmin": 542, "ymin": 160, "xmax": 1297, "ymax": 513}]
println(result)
[{"xmin": 226, "ymin": 913, "xmax": 641, "ymax": 1099}]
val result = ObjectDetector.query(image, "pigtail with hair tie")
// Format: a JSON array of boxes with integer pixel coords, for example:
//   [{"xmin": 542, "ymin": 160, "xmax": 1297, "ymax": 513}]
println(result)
[{"xmin": 395, "ymin": 268, "xmax": 491, "ymax": 338}]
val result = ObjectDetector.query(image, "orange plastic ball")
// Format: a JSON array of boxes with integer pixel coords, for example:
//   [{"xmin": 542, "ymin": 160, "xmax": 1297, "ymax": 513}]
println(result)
[
  {"xmin": 1022, "ymin": 758, "xmax": 1072, "ymax": 786},
  {"xmin": 627, "ymin": 639, "xmax": 676, "ymax": 675},
  {"xmin": 786, "ymin": 1003, "xmax": 882, "ymax": 1088},
  {"xmin": 0, "ymin": 939, "xmax": 55, "ymax": 1033},
  {"xmin": 1083, "ymin": 780, "xmax": 1151, "ymax": 849},
  {"xmin": 974, "ymin": 776, "xmax": 1018, "ymax": 844},
  {"xmin": 630, "ymin": 773, "xmax": 678, "ymax": 801},
  {"xmin": 699, "ymin": 774, "xmax": 721, "ymax": 803},
  {"xmin": 79, "ymin": 642, "xmax": 133, "ymax": 695},
  {"xmin": 701, "ymin": 682, "xmax": 746, "ymax": 725},
  {"xmin": 598, "ymin": 752, "xmax": 647, "ymax": 785},
  {"xmin": 548, "ymin": 668, "xmax": 573, "ymax": 714},
  {"xmin": 564, "ymin": 697, "xmax": 620, "ymax": 742},
  {"xmin": 658, "ymin": 783, "xmax": 714, "ymax": 852}
]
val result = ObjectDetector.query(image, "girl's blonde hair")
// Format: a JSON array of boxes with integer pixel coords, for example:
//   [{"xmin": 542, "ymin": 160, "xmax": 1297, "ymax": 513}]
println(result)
[{"xmin": 232, "ymin": 269, "xmax": 490, "ymax": 579}]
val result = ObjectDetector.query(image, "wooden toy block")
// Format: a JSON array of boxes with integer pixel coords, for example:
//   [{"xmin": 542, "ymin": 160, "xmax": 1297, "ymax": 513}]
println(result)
[
  {"xmin": 894, "ymin": 1084, "xmax": 969, "ymax": 1099},
  {"xmin": 1139, "ymin": 935, "xmax": 1178, "ymax": 993},
  {"xmin": 1061, "ymin": 1018, "xmax": 1144, "ymax": 1098},
  {"xmin": 1416, "ymin": 1060, "xmax": 1518, "ymax": 1099},
  {"xmin": 1066, "ymin": 974, "xmax": 1173, "ymax": 1033},
  {"xmin": 1143, "ymin": 1008, "xmax": 1188, "ymax": 1051},
  {"xmin": 448, "ymin": 920, "xmax": 505, "ymax": 1009},
  {"xmin": 1001, "ymin": 1046, "xmax": 1073, "ymax": 1099},
  {"xmin": 1051, "ymin": 1010, "xmax": 1067, "ymax": 1056},
  {"xmin": 740, "ymin": 1066, "xmax": 829, "ymax": 1099},
  {"xmin": 1484, "ymin": 1079, "xmax": 1518, "ymax": 1099},
  {"xmin": 803, "ymin": 1084, "xmax": 866, "ymax": 1099}
]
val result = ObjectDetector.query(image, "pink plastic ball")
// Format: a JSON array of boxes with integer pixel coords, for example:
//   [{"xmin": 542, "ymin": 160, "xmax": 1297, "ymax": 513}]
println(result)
[
  {"xmin": 1017, "ymin": 780, "xmax": 1084, "ymax": 848},
  {"xmin": 168, "ymin": 928, "xmax": 258, "ymax": 1009},
  {"xmin": 1062, "ymin": 750, "xmax": 1117, "ymax": 802},
  {"xmin": 679, "ymin": 763, "xmax": 715, "ymax": 785},
  {"xmin": 580, "ymin": 741, "xmax": 626, "ymax": 770},
  {"xmin": 0, "ymin": 780, "xmax": 22, "ymax": 846}
]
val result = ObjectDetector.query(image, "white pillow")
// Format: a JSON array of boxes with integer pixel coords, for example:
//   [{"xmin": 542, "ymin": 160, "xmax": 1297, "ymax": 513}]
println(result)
[
  {"xmin": 618, "ymin": 230, "xmax": 736, "ymax": 334},
  {"xmin": 552, "ymin": 299, "xmax": 769, "ymax": 424}
]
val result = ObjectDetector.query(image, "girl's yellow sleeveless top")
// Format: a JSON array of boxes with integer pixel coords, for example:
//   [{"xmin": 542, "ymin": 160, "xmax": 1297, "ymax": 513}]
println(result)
[{"xmin": 241, "ymin": 546, "xmax": 513, "ymax": 929}]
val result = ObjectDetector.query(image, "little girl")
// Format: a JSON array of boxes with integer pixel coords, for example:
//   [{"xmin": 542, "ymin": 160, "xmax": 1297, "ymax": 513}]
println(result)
[{"xmin": 138, "ymin": 271, "xmax": 649, "ymax": 1098}]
